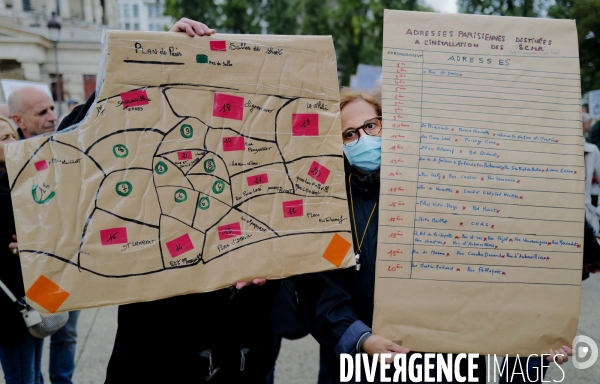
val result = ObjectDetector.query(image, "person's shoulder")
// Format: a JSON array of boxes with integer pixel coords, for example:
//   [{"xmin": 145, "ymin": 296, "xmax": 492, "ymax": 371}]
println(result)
[{"xmin": 584, "ymin": 141, "xmax": 600, "ymax": 154}]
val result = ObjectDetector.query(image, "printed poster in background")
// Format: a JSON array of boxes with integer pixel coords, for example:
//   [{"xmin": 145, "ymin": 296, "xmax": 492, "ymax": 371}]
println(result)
[
  {"xmin": 373, "ymin": 10, "xmax": 584, "ymax": 355},
  {"xmin": 5, "ymin": 31, "xmax": 354, "ymax": 313},
  {"xmin": 589, "ymin": 89, "xmax": 600, "ymax": 117}
]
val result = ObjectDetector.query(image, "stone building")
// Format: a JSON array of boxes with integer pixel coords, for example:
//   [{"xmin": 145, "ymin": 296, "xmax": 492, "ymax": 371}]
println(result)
[
  {"xmin": 0, "ymin": 0, "xmax": 118, "ymax": 108},
  {"xmin": 115, "ymin": 0, "xmax": 172, "ymax": 32}
]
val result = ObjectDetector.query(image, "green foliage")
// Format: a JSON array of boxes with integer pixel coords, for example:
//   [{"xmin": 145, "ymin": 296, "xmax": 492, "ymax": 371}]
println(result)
[
  {"xmin": 164, "ymin": 0, "xmax": 432, "ymax": 85},
  {"xmin": 457, "ymin": 0, "xmax": 542, "ymax": 17}
]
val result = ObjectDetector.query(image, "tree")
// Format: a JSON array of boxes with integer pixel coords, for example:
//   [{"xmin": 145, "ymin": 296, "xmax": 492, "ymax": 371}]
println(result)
[
  {"xmin": 262, "ymin": 0, "xmax": 300, "ymax": 35},
  {"xmin": 164, "ymin": 0, "xmax": 222, "ymax": 29},
  {"xmin": 220, "ymin": 0, "xmax": 264, "ymax": 33},
  {"xmin": 569, "ymin": 0, "xmax": 600, "ymax": 94},
  {"xmin": 458, "ymin": 0, "xmax": 542, "ymax": 17}
]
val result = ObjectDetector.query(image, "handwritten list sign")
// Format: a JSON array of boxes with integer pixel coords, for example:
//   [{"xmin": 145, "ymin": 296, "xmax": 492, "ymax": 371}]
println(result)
[{"xmin": 373, "ymin": 11, "xmax": 584, "ymax": 355}]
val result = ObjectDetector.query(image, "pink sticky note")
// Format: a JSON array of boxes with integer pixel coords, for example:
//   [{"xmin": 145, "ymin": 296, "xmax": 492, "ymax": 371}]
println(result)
[
  {"xmin": 166, "ymin": 234, "xmax": 194, "ymax": 258},
  {"xmin": 217, "ymin": 222, "xmax": 242, "ymax": 241},
  {"xmin": 120, "ymin": 89, "xmax": 150, "ymax": 109},
  {"xmin": 246, "ymin": 173, "xmax": 269, "ymax": 186},
  {"xmin": 222, "ymin": 136, "xmax": 245, "ymax": 151},
  {"xmin": 100, "ymin": 227, "xmax": 128, "ymax": 246},
  {"xmin": 283, "ymin": 199, "xmax": 304, "ymax": 218},
  {"xmin": 307, "ymin": 161, "xmax": 331, "ymax": 184},
  {"xmin": 213, "ymin": 93, "xmax": 244, "ymax": 120},
  {"xmin": 34, "ymin": 160, "xmax": 48, "ymax": 171},
  {"xmin": 178, "ymin": 150, "xmax": 193, "ymax": 161},
  {"xmin": 210, "ymin": 40, "xmax": 227, "ymax": 51},
  {"xmin": 292, "ymin": 114, "xmax": 319, "ymax": 136}
]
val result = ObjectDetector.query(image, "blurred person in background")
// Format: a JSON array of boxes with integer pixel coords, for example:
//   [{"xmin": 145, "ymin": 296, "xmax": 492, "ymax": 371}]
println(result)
[
  {"xmin": 8, "ymin": 87, "xmax": 79, "ymax": 384},
  {"xmin": 0, "ymin": 115, "xmax": 43, "ymax": 384}
]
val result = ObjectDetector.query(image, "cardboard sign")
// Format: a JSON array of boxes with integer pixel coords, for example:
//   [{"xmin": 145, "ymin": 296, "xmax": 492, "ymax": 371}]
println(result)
[
  {"xmin": 5, "ymin": 31, "xmax": 353, "ymax": 313},
  {"xmin": 373, "ymin": 10, "xmax": 584, "ymax": 356}
]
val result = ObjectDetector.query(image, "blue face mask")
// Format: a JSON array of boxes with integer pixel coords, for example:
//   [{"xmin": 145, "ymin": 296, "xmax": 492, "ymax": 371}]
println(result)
[{"xmin": 343, "ymin": 135, "xmax": 381, "ymax": 173}]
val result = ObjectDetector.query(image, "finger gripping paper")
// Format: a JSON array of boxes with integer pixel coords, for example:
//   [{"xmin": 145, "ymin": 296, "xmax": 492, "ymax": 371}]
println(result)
[{"xmin": 5, "ymin": 31, "xmax": 353, "ymax": 313}]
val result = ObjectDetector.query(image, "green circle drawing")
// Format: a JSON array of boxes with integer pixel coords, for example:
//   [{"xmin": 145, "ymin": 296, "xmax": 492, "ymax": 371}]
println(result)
[
  {"xmin": 203, "ymin": 159, "xmax": 216, "ymax": 173},
  {"xmin": 198, "ymin": 196, "xmax": 210, "ymax": 210},
  {"xmin": 31, "ymin": 183, "xmax": 56, "ymax": 204},
  {"xmin": 155, "ymin": 161, "xmax": 168, "ymax": 175},
  {"xmin": 174, "ymin": 189, "xmax": 188, "ymax": 203},
  {"xmin": 212, "ymin": 180, "xmax": 226, "ymax": 194},
  {"xmin": 115, "ymin": 181, "xmax": 133, "ymax": 197},
  {"xmin": 112, "ymin": 144, "xmax": 129, "ymax": 158},
  {"xmin": 180, "ymin": 124, "xmax": 193, "ymax": 138}
]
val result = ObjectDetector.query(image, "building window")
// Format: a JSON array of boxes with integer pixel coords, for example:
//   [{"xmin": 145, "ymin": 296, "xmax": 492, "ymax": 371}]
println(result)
[
  {"xmin": 125, "ymin": 23, "xmax": 130, "ymax": 30},
  {"xmin": 49, "ymin": 74, "xmax": 64, "ymax": 102},
  {"xmin": 133, "ymin": 4, "xmax": 139, "ymax": 17},
  {"xmin": 83, "ymin": 75, "xmax": 97, "ymax": 99},
  {"xmin": 157, "ymin": 24, "xmax": 162, "ymax": 31},
  {"xmin": 149, "ymin": 24, "xmax": 154, "ymax": 31},
  {"xmin": 156, "ymin": 4, "xmax": 162, "ymax": 16},
  {"xmin": 134, "ymin": 23, "xmax": 140, "ymax": 30},
  {"xmin": 123, "ymin": 4, "xmax": 130, "ymax": 17},
  {"xmin": 148, "ymin": 5, "xmax": 154, "ymax": 17},
  {"xmin": 117, "ymin": 4, "xmax": 121, "ymax": 16}
]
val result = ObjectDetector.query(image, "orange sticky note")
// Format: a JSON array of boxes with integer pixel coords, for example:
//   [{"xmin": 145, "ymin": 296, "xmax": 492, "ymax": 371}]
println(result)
[
  {"xmin": 322, "ymin": 234, "xmax": 352, "ymax": 267},
  {"xmin": 26, "ymin": 275, "xmax": 70, "ymax": 313}
]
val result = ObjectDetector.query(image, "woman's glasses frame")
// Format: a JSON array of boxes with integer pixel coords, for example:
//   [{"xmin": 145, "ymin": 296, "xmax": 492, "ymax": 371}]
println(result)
[{"xmin": 342, "ymin": 116, "xmax": 382, "ymax": 146}]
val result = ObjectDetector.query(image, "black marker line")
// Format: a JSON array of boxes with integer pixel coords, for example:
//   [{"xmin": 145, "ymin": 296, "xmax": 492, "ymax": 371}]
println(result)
[
  {"xmin": 217, "ymin": 127, "xmax": 277, "ymax": 144},
  {"xmin": 385, "ymin": 123, "xmax": 581, "ymax": 138},
  {"xmin": 380, "ymin": 193, "xmax": 581, "ymax": 210},
  {"xmin": 377, "ymin": 277, "xmax": 580, "ymax": 286},
  {"xmin": 384, "ymin": 98, "xmax": 578, "ymax": 114},
  {"xmin": 383, "ymin": 68, "xmax": 581, "ymax": 89},
  {"xmin": 382, "ymin": 60, "xmax": 582, "ymax": 78},
  {"xmin": 380, "ymin": 207, "xmax": 583, "ymax": 223},
  {"xmin": 232, "ymin": 206, "xmax": 279, "ymax": 236},
  {"xmin": 383, "ymin": 93, "xmax": 579, "ymax": 107},
  {"xmin": 187, "ymin": 173, "xmax": 231, "ymax": 186},
  {"xmin": 274, "ymin": 98, "xmax": 298, "ymax": 194},
  {"xmin": 383, "ymin": 143, "xmax": 582, "ymax": 158},
  {"xmin": 96, "ymin": 86, "xmax": 160, "ymax": 103},
  {"xmin": 9, "ymin": 137, "xmax": 51, "ymax": 192},
  {"xmin": 156, "ymin": 184, "xmax": 232, "ymax": 208},
  {"xmin": 378, "ymin": 260, "xmax": 581, "ymax": 271},
  {"xmin": 378, "ymin": 223, "xmax": 580, "ymax": 238},
  {"xmin": 385, "ymin": 114, "xmax": 580, "ymax": 131},
  {"xmin": 19, "ymin": 250, "xmax": 166, "ymax": 278},
  {"xmin": 381, "ymin": 178, "xmax": 584, "ymax": 195},
  {"xmin": 123, "ymin": 60, "xmax": 184, "ymax": 65},
  {"xmin": 161, "ymin": 213, "xmax": 206, "ymax": 234},
  {"xmin": 379, "ymin": 241, "xmax": 581, "ymax": 253},
  {"xmin": 155, "ymin": 155, "xmax": 195, "ymax": 190},
  {"xmin": 96, "ymin": 207, "xmax": 160, "ymax": 229},
  {"xmin": 415, "ymin": 166, "xmax": 582, "ymax": 182},
  {"xmin": 384, "ymin": 81, "xmax": 582, "ymax": 102},
  {"xmin": 51, "ymin": 138, "xmax": 106, "ymax": 176},
  {"xmin": 394, "ymin": 130, "xmax": 580, "ymax": 146},
  {"xmin": 84, "ymin": 128, "xmax": 165, "ymax": 155},
  {"xmin": 385, "ymin": 152, "xmax": 584, "ymax": 169},
  {"xmin": 201, "ymin": 229, "xmax": 352, "ymax": 264}
]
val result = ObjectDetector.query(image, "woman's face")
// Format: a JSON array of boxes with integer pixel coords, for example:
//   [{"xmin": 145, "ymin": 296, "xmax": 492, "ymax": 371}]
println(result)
[
  {"xmin": 0, "ymin": 120, "xmax": 17, "ymax": 165},
  {"xmin": 340, "ymin": 99, "xmax": 381, "ymax": 144}
]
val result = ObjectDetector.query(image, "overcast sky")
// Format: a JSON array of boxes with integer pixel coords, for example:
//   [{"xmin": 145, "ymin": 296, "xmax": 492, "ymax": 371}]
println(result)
[{"xmin": 424, "ymin": 0, "xmax": 458, "ymax": 13}]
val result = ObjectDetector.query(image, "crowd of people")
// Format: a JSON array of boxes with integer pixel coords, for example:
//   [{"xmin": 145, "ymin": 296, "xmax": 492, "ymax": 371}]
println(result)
[{"xmin": 0, "ymin": 17, "xmax": 597, "ymax": 384}]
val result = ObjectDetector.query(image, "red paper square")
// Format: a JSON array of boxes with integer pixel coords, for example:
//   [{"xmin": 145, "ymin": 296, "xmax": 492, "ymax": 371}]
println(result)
[
  {"xmin": 222, "ymin": 136, "xmax": 245, "ymax": 151},
  {"xmin": 166, "ymin": 233, "xmax": 194, "ymax": 258},
  {"xmin": 120, "ymin": 89, "xmax": 150, "ymax": 109},
  {"xmin": 213, "ymin": 93, "xmax": 244, "ymax": 120},
  {"xmin": 178, "ymin": 150, "xmax": 193, "ymax": 161},
  {"xmin": 292, "ymin": 114, "xmax": 319, "ymax": 136},
  {"xmin": 210, "ymin": 40, "xmax": 227, "ymax": 51},
  {"xmin": 100, "ymin": 227, "xmax": 128, "ymax": 246},
  {"xmin": 282, "ymin": 199, "xmax": 303, "ymax": 218},
  {"xmin": 217, "ymin": 222, "xmax": 242, "ymax": 240},
  {"xmin": 246, "ymin": 173, "xmax": 269, "ymax": 186},
  {"xmin": 307, "ymin": 161, "xmax": 331, "ymax": 184},
  {"xmin": 34, "ymin": 160, "xmax": 48, "ymax": 171}
]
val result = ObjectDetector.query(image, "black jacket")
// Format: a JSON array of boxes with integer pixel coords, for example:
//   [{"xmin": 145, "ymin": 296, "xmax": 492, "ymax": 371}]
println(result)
[{"xmin": 0, "ymin": 171, "xmax": 29, "ymax": 346}]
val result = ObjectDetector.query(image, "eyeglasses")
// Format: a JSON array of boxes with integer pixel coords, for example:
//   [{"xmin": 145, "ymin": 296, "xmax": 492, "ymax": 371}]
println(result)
[{"xmin": 342, "ymin": 117, "xmax": 382, "ymax": 146}]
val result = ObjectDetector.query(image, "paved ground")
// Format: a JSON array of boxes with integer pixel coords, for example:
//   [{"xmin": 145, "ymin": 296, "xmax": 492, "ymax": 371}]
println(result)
[{"xmin": 2, "ymin": 275, "xmax": 599, "ymax": 383}]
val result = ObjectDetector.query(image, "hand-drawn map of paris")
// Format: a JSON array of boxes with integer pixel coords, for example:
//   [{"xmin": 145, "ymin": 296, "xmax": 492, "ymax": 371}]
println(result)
[{"xmin": 6, "ymin": 31, "xmax": 353, "ymax": 313}]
